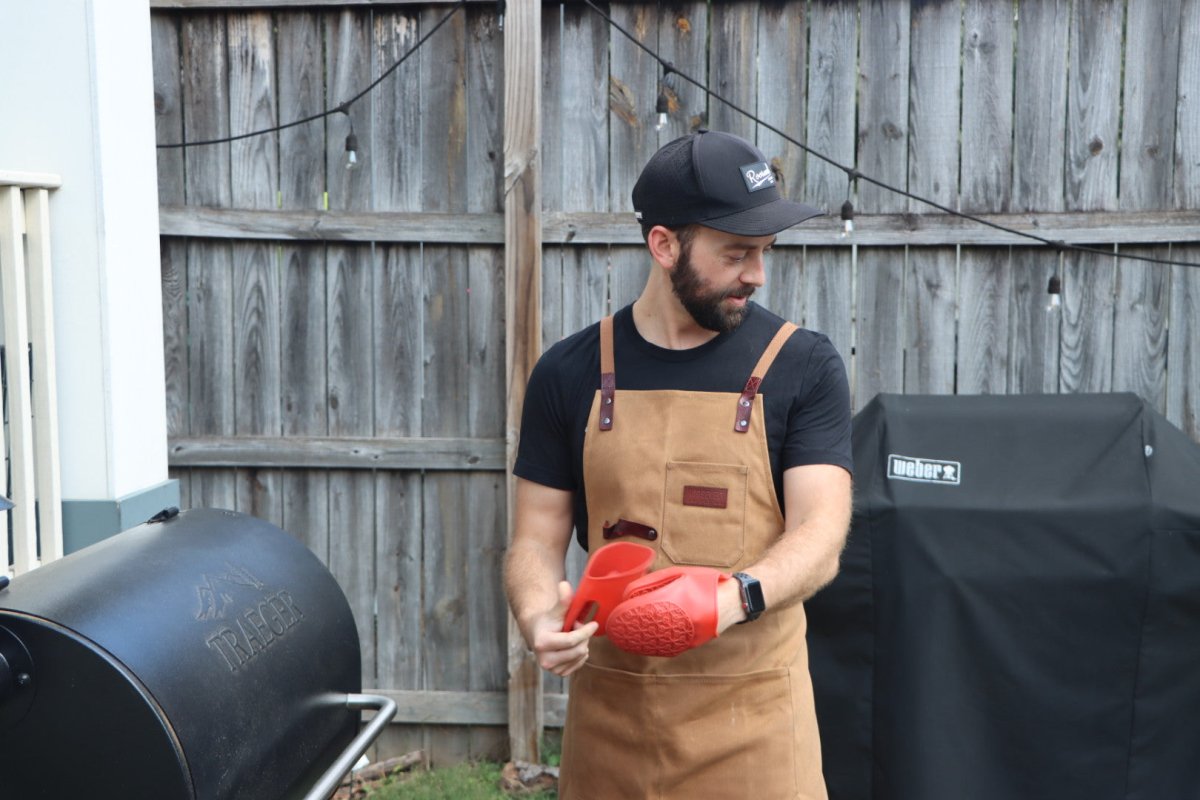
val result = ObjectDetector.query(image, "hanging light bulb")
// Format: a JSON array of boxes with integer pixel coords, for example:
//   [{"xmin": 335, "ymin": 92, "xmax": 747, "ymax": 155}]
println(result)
[
  {"xmin": 654, "ymin": 62, "xmax": 675, "ymax": 132},
  {"xmin": 497, "ymin": 0, "xmax": 505, "ymax": 31},
  {"xmin": 655, "ymin": 91, "xmax": 670, "ymax": 131},
  {"xmin": 840, "ymin": 200, "xmax": 855, "ymax": 237},
  {"xmin": 1046, "ymin": 274, "xmax": 1062, "ymax": 312},
  {"xmin": 344, "ymin": 130, "xmax": 359, "ymax": 170}
]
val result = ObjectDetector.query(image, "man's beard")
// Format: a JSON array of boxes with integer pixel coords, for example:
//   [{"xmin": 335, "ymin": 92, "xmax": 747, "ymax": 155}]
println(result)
[{"xmin": 669, "ymin": 244, "xmax": 754, "ymax": 334}]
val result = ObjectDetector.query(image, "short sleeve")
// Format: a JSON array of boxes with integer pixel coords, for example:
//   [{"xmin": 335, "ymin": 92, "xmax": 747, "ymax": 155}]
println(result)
[
  {"xmin": 513, "ymin": 351, "xmax": 579, "ymax": 491},
  {"xmin": 781, "ymin": 337, "xmax": 854, "ymax": 475}
]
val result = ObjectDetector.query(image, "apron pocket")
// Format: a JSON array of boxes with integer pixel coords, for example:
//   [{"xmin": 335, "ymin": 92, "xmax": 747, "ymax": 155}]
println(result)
[
  {"xmin": 562, "ymin": 663, "xmax": 802, "ymax": 799},
  {"xmin": 661, "ymin": 461, "xmax": 748, "ymax": 568}
]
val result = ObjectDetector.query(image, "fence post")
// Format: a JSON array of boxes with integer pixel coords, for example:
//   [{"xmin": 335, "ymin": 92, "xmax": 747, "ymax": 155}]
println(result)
[{"xmin": 504, "ymin": 0, "xmax": 544, "ymax": 765}]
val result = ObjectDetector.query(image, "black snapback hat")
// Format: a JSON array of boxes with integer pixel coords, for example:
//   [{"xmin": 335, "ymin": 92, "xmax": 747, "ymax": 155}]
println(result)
[{"xmin": 631, "ymin": 129, "xmax": 824, "ymax": 236}]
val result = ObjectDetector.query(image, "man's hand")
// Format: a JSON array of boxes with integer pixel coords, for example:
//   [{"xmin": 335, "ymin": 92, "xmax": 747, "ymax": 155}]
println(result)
[{"xmin": 526, "ymin": 580, "xmax": 599, "ymax": 677}]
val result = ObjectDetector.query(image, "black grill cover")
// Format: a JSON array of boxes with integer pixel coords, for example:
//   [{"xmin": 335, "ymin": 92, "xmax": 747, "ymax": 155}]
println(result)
[{"xmin": 807, "ymin": 393, "xmax": 1200, "ymax": 800}]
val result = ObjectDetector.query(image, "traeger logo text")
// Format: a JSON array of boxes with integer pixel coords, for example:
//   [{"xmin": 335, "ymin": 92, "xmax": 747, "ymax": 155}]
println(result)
[
  {"xmin": 740, "ymin": 161, "xmax": 776, "ymax": 192},
  {"xmin": 197, "ymin": 564, "xmax": 305, "ymax": 673},
  {"xmin": 887, "ymin": 454, "xmax": 961, "ymax": 485}
]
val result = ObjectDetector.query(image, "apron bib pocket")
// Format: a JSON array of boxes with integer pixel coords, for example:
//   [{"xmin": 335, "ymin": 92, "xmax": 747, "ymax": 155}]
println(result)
[{"xmin": 661, "ymin": 461, "xmax": 748, "ymax": 568}]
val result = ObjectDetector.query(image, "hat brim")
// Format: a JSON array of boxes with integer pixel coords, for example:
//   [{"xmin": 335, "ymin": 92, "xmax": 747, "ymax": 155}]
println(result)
[{"xmin": 698, "ymin": 199, "xmax": 824, "ymax": 237}]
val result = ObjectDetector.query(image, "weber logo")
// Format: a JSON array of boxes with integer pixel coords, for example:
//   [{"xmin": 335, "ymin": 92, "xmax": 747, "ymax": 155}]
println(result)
[
  {"xmin": 740, "ymin": 161, "xmax": 776, "ymax": 192},
  {"xmin": 887, "ymin": 454, "xmax": 961, "ymax": 485}
]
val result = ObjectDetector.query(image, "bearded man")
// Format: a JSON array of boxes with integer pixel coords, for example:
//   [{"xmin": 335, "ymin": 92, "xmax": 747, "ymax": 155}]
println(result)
[{"xmin": 504, "ymin": 129, "xmax": 853, "ymax": 800}]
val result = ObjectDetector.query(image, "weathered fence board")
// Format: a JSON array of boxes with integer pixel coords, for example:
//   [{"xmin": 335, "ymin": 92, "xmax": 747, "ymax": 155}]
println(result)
[
  {"xmin": 182, "ymin": 13, "xmax": 237, "ymax": 511},
  {"xmin": 278, "ymin": 9, "xmax": 331, "ymax": 562},
  {"xmin": 958, "ymin": 0, "xmax": 1014, "ymax": 394},
  {"xmin": 228, "ymin": 12, "xmax": 284, "ymax": 524},
  {"xmin": 853, "ymin": 0, "xmax": 909, "ymax": 408},
  {"xmin": 152, "ymin": 0, "xmax": 1200, "ymax": 769}
]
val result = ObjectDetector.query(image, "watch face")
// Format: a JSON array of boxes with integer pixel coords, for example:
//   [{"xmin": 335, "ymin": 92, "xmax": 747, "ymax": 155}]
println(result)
[{"xmin": 743, "ymin": 577, "xmax": 765, "ymax": 614}]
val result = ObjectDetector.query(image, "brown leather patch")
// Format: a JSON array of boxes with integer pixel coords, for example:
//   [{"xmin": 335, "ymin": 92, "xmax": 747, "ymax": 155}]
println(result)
[{"xmin": 682, "ymin": 485, "xmax": 728, "ymax": 509}]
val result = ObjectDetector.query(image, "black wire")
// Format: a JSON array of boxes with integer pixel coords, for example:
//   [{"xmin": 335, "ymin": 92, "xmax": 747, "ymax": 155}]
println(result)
[
  {"xmin": 582, "ymin": 0, "xmax": 1200, "ymax": 270},
  {"xmin": 156, "ymin": 0, "xmax": 468, "ymax": 150}
]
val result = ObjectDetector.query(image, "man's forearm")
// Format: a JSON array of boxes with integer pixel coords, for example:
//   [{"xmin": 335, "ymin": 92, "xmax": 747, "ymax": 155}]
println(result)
[
  {"xmin": 505, "ymin": 536, "xmax": 568, "ymax": 643},
  {"xmin": 745, "ymin": 518, "xmax": 847, "ymax": 609}
]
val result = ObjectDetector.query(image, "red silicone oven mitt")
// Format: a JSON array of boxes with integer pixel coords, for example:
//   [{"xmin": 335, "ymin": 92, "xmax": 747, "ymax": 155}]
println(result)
[
  {"xmin": 561, "ymin": 541, "xmax": 656, "ymax": 635},
  {"xmin": 605, "ymin": 566, "xmax": 730, "ymax": 657}
]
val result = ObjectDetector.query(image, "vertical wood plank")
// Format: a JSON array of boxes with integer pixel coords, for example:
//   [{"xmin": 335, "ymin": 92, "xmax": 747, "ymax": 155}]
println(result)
[
  {"xmin": 228, "ymin": 11, "xmax": 283, "ymax": 525},
  {"xmin": 153, "ymin": 13, "xmax": 191, "ymax": 501},
  {"xmin": 958, "ymin": 0, "xmax": 1014, "ymax": 394},
  {"xmin": 708, "ymin": 1, "xmax": 757, "ymax": 141},
  {"xmin": 464, "ymin": 4, "xmax": 507, "ymax": 760},
  {"xmin": 795, "ymin": 0, "xmax": 855, "ymax": 371},
  {"xmin": 1060, "ymin": 252, "xmax": 1115, "ymax": 394},
  {"xmin": 505, "ymin": 0, "xmax": 543, "ymax": 765},
  {"xmin": 753, "ymin": 1, "xmax": 807, "ymax": 318},
  {"xmin": 1168, "ymin": 247, "xmax": 1200, "ymax": 442},
  {"xmin": 327, "ymin": 242, "xmax": 376, "ymax": 684},
  {"xmin": 804, "ymin": 0, "xmax": 856, "ymax": 213},
  {"xmin": 420, "ymin": 4, "xmax": 472, "ymax": 767},
  {"xmin": 655, "ymin": 2, "xmax": 709, "ymax": 137},
  {"xmin": 1169, "ymin": 1, "xmax": 1200, "ymax": 440},
  {"xmin": 1175, "ymin": 0, "xmax": 1200, "ymax": 214},
  {"xmin": 905, "ymin": 0, "xmax": 960, "ymax": 395},
  {"xmin": 324, "ymin": 18, "xmax": 379, "ymax": 758},
  {"xmin": 605, "ymin": 4, "xmax": 656, "ymax": 322},
  {"xmin": 755, "ymin": 1, "xmax": 806, "ymax": 201},
  {"xmin": 1012, "ymin": 0, "xmax": 1069, "ymax": 212},
  {"xmin": 1061, "ymin": 0, "xmax": 1122, "ymax": 394},
  {"xmin": 1112, "ymin": 1, "xmax": 1180, "ymax": 411},
  {"xmin": 608, "ymin": 4, "xmax": 659, "ymax": 212},
  {"xmin": 279, "ymin": 9, "xmax": 330, "ymax": 562},
  {"xmin": 855, "ymin": 0, "xmax": 910, "ymax": 409},
  {"xmin": 1065, "ymin": 0, "xmax": 1122, "ymax": 212},
  {"xmin": 351, "ymin": 5, "xmax": 426, "ymax": 761},
  {"xmin": 182, "ymin": 13, "xmax": 236, "ymax": 510},
  {"xmin": 1009, "ymin": 0, "xmax": 1069, "ymax": 393}
]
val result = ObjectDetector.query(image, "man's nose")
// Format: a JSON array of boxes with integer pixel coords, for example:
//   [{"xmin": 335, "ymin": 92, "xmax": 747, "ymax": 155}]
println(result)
[{"xmin": 740, "ymin": 253, "xmax": 766, "ymax": 287}]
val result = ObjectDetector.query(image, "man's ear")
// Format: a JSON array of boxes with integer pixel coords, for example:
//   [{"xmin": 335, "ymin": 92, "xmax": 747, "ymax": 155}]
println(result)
[{"xmin": 646, "ymin": 226, "xmax": 678, "ymax": 270}]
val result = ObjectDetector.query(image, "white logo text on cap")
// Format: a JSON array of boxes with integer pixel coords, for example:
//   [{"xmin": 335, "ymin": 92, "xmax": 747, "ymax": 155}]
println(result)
[{"xmin": 740, "ymin": 161, "xmax": 776, "ymax": 193}]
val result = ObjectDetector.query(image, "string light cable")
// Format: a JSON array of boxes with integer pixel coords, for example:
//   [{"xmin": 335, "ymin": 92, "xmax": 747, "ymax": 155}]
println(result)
[
  {"xmin": 581, "ymin": 0, "xmax": 1199, "ymax": 271},
  {"xmin": 156, "ymin": 0, "xmax": 468, "ymax": 150}
]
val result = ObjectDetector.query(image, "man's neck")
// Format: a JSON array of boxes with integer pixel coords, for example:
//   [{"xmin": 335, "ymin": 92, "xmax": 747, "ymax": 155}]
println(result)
[{"xmin": 630, "ymin": 277, "xmax": 721, "ymax": 350}]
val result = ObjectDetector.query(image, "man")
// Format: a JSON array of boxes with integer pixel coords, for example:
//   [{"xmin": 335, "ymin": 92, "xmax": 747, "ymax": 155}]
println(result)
[{"xmin": 505, "ymin": 129, "xmax": 853, "ymax": 799}]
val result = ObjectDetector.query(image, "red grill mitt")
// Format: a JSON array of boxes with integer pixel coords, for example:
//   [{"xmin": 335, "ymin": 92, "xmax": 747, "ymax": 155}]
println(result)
[{"xmin": 606, "ymin": 566, "xmax": 730, "ymax": 657}]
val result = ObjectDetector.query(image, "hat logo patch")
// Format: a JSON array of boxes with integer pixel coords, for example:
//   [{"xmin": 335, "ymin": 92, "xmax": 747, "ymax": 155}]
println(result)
[{"xmin": 741, "ymin": 161, "xmax": 776, "ymax": 193}]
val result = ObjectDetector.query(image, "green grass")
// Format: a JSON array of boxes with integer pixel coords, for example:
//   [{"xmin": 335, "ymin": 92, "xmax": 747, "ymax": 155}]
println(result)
[{"xmin": 360, "ymin": 761, "xmax": 556, "ymax": 800}]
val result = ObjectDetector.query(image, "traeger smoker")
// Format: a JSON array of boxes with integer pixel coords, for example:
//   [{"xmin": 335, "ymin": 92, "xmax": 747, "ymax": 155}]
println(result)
[{"xmin": 0, "ymin": 508, "xmax": 395, "ymax": 799}]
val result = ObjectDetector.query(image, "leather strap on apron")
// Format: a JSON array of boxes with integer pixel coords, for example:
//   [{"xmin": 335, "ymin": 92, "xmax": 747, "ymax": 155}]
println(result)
[
  {"xmin": 735, "ymin": 321, "xmax": 798, "ymax": 433},
  {"xmin": 560, "ymin": 315, "xmax": 827, "ymax": 800},
  {"xmin": 598, "ymin": 316, "xmax": 799, "ymax": 434}
]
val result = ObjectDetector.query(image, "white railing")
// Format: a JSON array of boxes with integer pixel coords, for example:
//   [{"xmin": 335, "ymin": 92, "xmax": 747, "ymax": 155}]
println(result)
[{"xmin": 0, "ymin": 171, "xmax": 64, "ymax": 577}]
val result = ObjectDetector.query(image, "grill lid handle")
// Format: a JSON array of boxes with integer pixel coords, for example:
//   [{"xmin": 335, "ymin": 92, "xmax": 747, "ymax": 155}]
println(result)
[{"xmin": 301, "ymin": 693, "xmax": 398, "ymax": 800}]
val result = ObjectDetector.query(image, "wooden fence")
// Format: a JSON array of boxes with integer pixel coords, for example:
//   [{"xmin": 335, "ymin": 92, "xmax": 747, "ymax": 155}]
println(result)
[{"xmin": 151, "ymin": 0, "xmax": 1200, "ymax": 766}]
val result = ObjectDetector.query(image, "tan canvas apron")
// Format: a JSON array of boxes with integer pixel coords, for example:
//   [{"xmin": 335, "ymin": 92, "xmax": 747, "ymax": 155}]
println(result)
[{"xmin": 558, "ymin": 316, "xmax": 828, "ymax": 800}]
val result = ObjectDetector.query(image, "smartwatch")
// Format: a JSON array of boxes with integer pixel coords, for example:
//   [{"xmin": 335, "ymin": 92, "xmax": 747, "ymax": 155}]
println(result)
[{"xmin": 732, "ymin": 572, "xmax": 765, "ymax": 623}]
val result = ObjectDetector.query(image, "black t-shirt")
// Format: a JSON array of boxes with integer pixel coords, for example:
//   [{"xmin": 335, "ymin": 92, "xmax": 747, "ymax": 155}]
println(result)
[{"xmin": 514, "ymin": 302, "xmax": 854, "ymax": 549}]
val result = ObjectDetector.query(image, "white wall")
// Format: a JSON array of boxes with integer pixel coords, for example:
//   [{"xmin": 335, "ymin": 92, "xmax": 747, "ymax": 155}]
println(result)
[{"xmin": 0, "ymin": 1, "xmax": 168, "ymax": 502}]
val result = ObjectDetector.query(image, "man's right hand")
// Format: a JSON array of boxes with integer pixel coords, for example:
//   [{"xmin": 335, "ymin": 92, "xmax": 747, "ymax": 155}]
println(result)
[{"xmin": 527, "ymin": 580, "xmax": 599, "ymax": 677}]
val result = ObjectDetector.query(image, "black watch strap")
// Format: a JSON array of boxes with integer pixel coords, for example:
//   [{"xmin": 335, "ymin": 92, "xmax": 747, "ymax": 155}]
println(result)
[{"xmin": 732, "ymin": 572, "xmax": 766, "ymax": 623}]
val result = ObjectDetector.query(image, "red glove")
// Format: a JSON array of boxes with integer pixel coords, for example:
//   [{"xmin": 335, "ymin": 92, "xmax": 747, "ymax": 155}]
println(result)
[
  {"xmin": 606, "ymin": 566, "xmax": 730, "ymax": 658},
  {"xmin": 561, "ymin": 542, "xmax": 656, "ymax": 634}
]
